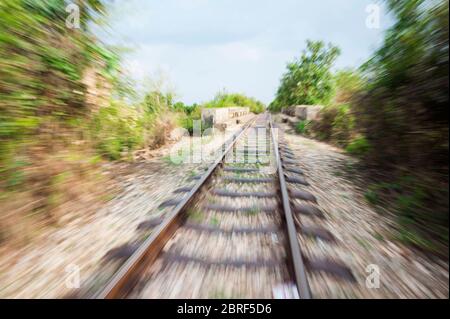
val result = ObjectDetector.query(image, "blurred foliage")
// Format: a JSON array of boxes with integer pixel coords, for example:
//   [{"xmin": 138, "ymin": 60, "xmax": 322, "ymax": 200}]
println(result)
[
  {"xmin": 331, "ymin": 69, "xmax": 364, "ymax": 105},
  {"xmin": 271, "ymin": 0, "xmax": 448, "ymax": 254},
  {"xmin": 353, "ymin": 0, "xmax": 449, "ymax": 253},
  {"xmin": 309, "ymin": 104, "xmax": 356, "ymax": 148},
  {"xmin": 365, "ymin": 173, "xmax": 448, "ymax": 255},
  {"xmin": 171, "ymin": 102, "xmax": 209, "ymax": 135},
  {"xmin": 295, "ymin": 69, "xmax": 362, "ymax": 147},
  {"xmin": 269, "ymin": 40, "xmax": 340, "ymax": 112},
  {"xmin": 0, "ymin": 0, "xmax": 109, "ymax": 178},
  {"xmin": 0, "ymin": 0, "xmax": 180, "ymax": 235},
  {"xmin": 355, "ymin": 0, "xmax": 448, "ymax": 173},
  {"xmin": 295, "ymin": 120, "xmax": 310, "ymax": 135},
  {"xmin": 89, "ymin": 101, "xmax": 144, "ymax": 160},
  {"xmin": 204, "ymin": 91, "xmax": 265, "ymax": 114},
  {"xmin": 345, "ymin": 136, "xmax": 371, "ymax": 157}
]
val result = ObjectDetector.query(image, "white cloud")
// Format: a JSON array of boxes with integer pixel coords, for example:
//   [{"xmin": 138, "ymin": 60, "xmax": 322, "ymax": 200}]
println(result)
[{"xmin": 100, "ymin": 0, "xmax": 392, "ymax": 104}]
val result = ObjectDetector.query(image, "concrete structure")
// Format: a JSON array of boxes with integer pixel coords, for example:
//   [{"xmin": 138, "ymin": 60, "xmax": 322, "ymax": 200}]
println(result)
[
  {"xmin": 201, "ymin": 107, "xmax": 250, "ymax": 129},
  {"xmin": 282, "ymin": 105, "xmax": 322, "ymax": 121}
]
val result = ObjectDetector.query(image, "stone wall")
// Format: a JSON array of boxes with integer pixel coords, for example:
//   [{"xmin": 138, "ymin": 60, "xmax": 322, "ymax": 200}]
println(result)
[
  {"xmin": 282, "ymin": 105, "xmax": 323, "ymax": 121},
  {"xmin": 201, "ymin": 107, "xmax": 250, "ymax": 128}
]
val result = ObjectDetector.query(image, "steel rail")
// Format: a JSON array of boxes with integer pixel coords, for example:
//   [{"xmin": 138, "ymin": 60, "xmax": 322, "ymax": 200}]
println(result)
[
  {"xmin": 269, "ymin": 115, "xmax": 312, "ymax": 299},
  {"xmin": 94, "ymin": 116, "xmax": 257, "ymax": 299}
]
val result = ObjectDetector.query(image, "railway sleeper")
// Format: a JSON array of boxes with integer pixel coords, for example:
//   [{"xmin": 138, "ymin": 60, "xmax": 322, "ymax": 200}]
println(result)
[
  {"xmin": 281, "ymin": 153, "xmax": 296, "ymax": 160},
  {"xmin": 173, "ymin": 186, "xmax": 193, "ymax": 193},
  {"xmin": 102, "ymin": 243, "xmax": 140, "ymax": 264},
  {"xmin": 285, "ymin": 175, "xmax": 309, "ymax": 185},
  {"xmin": 136, "ymin": 217, "xmax": 165, "ymax": 231},
  {"xmin": 293, "ymin": 204, "xmax": 325, "ymax": 218},
  {"xmin": 283, "ymin": 167, "xmax": 305, "ymax": 176},
  {"xmin": 162, "ymin": 252, "xmax": 284, "ymax": 269},
  {"xmin": 158, "ymin": 198, "xmax": 183, "ymax": 209},
  {"xmin": 282, "ymin": 159, "xmax": 299, "ymax": 166},
  {"xmin": 288, "ymin": 189, "xmax": 316, "ymax": 202},
  {"xmin": 301, "ymin": 226, "xmax": 335, "ymax": 242},
  {"xmin": 304, "ymin": 257, "xmax": 356, "ymax": 282},
  {"xmin": 233, "ymin": 151, "xmax": 269, "ymax": 156},
  {"xmin": 223, "ymin": 167, "xmax": 260, "ymax": 172},
  {"xmin": 223, "ymin": 177, "xmax": 273, "ymax": 183},
  {"xmin": 211, "ymin": 189, "xmax": 276, "ymax": 198},
  {"xmin": 184, "ymin": 222, "xmax": 280, "ymax": 235},
  {"xmin": 204, "ymin": 203, "xmax": 278, "ymax": 213},
  {"xmin": 224, "ymin": 160, "xmax": 270, "ymax": 166}
]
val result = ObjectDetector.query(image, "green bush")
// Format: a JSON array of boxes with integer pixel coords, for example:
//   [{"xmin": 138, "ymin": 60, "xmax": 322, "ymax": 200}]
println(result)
[
  {"xmin": 331, "ymin": 104, "xmax": 354, "ymax": 146},
  {"xmin": 355, "ymin": 0, "xmax": 448, "ymax": 170},
  {"xmin": 308, "ymin": 104, "xmax": 354, "ymax": 146},
  {"xmin": 295, "ymin": 120, "xmax": 310, "ymax": 135},
  {"xmin": 364, "ymin": 176, "xmax": 448, "ymax": 254},
  {"xmin": 345, "ymin": 136, "xmax": 371, "ymax": 157},
  {"xmin": 0, "ymin": 0, "xmax": 110, "ymax": 181},
  {"xmin": 90, "ymin": 102, "xmax": 144, "ymax": 160},
  {"xmin": 332, "ymin": 70, "xmax": 364, "ymax": 105},
  {"xmin": 178, "ymin": 111, "xmax": 212, "ymax": 136},
  {"xmin": 269, "ymin": 40, "xmax": 340, "ymax": 111},
  {"xmin": 203, "ymin": 92, "xmax": 265, "ymax": 114},
  {"xmin": 176, "ymin": 104, "xmax": 202, "ymax": 135}
]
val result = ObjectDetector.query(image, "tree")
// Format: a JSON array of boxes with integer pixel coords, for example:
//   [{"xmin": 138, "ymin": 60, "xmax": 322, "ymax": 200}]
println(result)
[
  {"xmin": 356, "ymin": 0, "xmax": 448, "ymax": 169},
  {"xmin": 203, "ymin": 92, "xmax": 265, "ymax": 114},
  {"xmin": 269, "ymin": 40, "xmax": 340, "ymax": 111}
]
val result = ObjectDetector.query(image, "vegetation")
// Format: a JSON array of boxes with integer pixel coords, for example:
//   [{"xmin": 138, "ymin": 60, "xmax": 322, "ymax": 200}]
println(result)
[
  {"xmin": 203, "ymin": 91, "xmax": 265, "ymax": 114},
  {"xmin": 0, "ymin": 0, "xmax": 447, "ymax": 255},
  {"xmin": 356, "ymin": 0, "xmax": 448, "ymax": 171},
  {"xmin": 0, "ymin": 1, "xmax": 179, "ymax": 242},
  {"xmin": 1, "ymin": 0, "xmax": 105, "ymax": 175},
  {"xmin": 172, "ymin": 92, "xmax": 265, "ymax": 135},
  {"xmin": 271, "ymin": 0, "xmax": 449, "ymax": 254},
  {"xmin": 295, "ymin": 120, "xmax": 310, "ymax": 135},
  {"xmin": 171, "ymin": 102, "xmax": 203, "ymax": 135},
  {"xmin": 354, "ymin": 0, "xmax": 448, "ymax": 253},
  {"xmin": 345, "ymin": 136, "xmax": 371, "ymax": 157},
  {"xmin": 269, "ymin": 40, "xmax": 340, "ymax": 112}
]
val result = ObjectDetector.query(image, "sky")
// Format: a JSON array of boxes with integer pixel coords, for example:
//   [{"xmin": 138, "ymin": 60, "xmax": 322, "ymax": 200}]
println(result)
[{"xmin": 97, "ymin": 0, "xmax": 392, "ymax": 105}]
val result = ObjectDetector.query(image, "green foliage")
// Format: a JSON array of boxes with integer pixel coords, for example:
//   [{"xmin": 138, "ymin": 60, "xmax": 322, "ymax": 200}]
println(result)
[
  {"xmin": 365, "ymin": 175, "xmax": 448, "ymax": 254},
  {"xmin": 351, "ymin": 0, "xmax": 449, "ymax": 253},
  {"xmin": 332, "ymin": 69, "xmax": 364, "ymax": 104},
  {"xmin": 178, "ymin": 115, "xmax": 197, "ymax": 135},
  {"xmin": 270, "ymin": 40, "xmax": 340, "ymax": 111},
  {"xmin": 295, "ymin": 120, "xmax": 310, "ymax": 135},
  {"xmin": 345, "ymin": 136, "xmax": 371, "ymax": 157},
  {"xmin": 0, "ymin": 0, "xmax": 111, "ymax": 174},
  {"xmin": 330, "ymin": 104, "xmax": 354, "ymax": 146},
  {"xmin": 356, "ymin": 0, "xmax": 448, "ymax": 170},
  {"xmin": 174, "ymin": 103, "xmax": 203, "ymax": 135},
  {"xmin": 308, "ymin": 104, "xmax": 355, "ymax": 147},
  {"xmin": 143, "ymin": 91, "xmax": 172, "ymax": 114},
  {"xmin": 204, "ymin": 92, "xmax": 265, "ymax": 114},
  {"xmin": 289, "ymin": 1, "xmax": 448, "ymax": 254},
  {"xmin": 364, "ymin": 189, "xmax": 379, "ymax": 205},
  {"xmin": 90, "ymin": 102, "xmax": 144, "ymax": 160}
]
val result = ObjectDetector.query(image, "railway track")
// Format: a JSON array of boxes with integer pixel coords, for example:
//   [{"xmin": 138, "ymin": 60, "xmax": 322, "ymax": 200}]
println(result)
[{"xmin": 95, "ymin": 113, "xmax": 354, "ymax": 299}]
